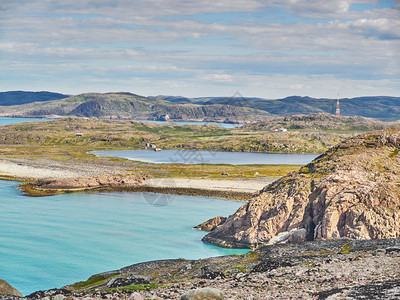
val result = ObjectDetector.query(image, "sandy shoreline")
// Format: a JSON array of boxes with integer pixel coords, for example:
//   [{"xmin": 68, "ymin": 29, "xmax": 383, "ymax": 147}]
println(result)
[{"xmin": 0, "ymin": 157, "xmax": 274, "ymax": 198}]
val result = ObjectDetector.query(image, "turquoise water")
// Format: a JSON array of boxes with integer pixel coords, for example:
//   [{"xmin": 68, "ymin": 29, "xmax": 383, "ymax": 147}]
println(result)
[
  {"xmin": 136, "ymin": 120, "xmax": 242, "ymax": 128},
  {"xmin": 0, "ymin": 117, "xmax": 53, "ymax": 125},
  {"xmin": 0, "ymin": 180, "xmax": 248, "ymax": 295},
  {"xmin": 93, "ymin": 150, "xmax": 319, "ymax": 165}
]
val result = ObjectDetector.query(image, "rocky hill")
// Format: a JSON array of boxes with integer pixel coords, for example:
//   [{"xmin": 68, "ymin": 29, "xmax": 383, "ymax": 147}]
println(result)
[
  {"xmin": 158, "ymin": 95, "xmax": 400, "ymax": 121},
  {"xmin": 241, "ymin": 113, "xmax": 395, "ymax": 132},
  {"xmin": 0, "ymin": 91, "xmax": 68, "ymax": 106},
  {"xmin": 0, "ymin": 92, "xmax": 270, "ymax": 122},
  {"xmin": 3, "ymin": 91, "xmax": 400, "ymax": 121},
  {"xmin": 203, "ymin": 127, "xmax": 400, "ymax": 248}
]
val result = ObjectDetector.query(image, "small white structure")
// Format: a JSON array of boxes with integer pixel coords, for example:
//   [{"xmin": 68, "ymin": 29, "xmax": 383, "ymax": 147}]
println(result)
[{"xmin": 75, "ymin": 133, "xmax": 83, "ymax": 136}]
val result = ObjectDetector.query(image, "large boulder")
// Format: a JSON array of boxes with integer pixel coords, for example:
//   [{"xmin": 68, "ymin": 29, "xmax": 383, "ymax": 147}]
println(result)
[
  {"xmin": 181, "ymin": 288, "xmax": 224, "ymax": 300},
  {"xmin": 0, "ymin": 280, "xmax": 23, "ymax": 297},
  {"xmin": 203, "ymin": 128, "xmax": 400, "ymax": 248}
]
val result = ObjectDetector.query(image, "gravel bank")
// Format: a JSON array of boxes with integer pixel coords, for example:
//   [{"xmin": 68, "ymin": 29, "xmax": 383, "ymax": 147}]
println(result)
[
  {"xmin": 133, "ymin": 177, "xmax": 276, "ymax": 200},
  {"xmin": 0, "ymin": 157, "xmax": 130, "ymax": 179},
  {"xmin": 0, "ymin": 157, "xmax": 273, "ymax": 198}
]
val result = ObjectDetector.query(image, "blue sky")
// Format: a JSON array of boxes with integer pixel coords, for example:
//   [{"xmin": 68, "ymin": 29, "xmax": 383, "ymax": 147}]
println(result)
[{"xmin": 0, "ymin": 0, "xmax": 399, "ymax": 98}]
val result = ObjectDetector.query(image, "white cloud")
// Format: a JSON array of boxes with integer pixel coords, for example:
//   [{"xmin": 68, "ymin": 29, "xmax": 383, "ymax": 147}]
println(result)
[
  {"xmin": 202, "ymin": 73, "xmax": 233, "ymax": 82},
  {"xmin": 349, "ymin": 18, "xmax": 400, "ymax": 39},
  {"xmin": 267, "ymin": 0, "xmax": 380, "ymax": 18},
  {"xmin": 0, "ymin": 0, "xmax": 399, "ymax": 97}
]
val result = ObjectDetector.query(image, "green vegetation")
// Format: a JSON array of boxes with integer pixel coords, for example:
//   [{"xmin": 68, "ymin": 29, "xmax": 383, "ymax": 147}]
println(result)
[
  {"xmin": 0, "ymin": 117, "xmax": 349, "ymax": 153},
  {"xmin": 71, "ymin": 275, "xmax": 111, "ymax": 290},
  {"xmin": 339, "ymin": 244, "xmax": 353, "ymax": 255},
  {"xmin": 106, "ymin": 283, "xmax": 160, "ymax": 292},
  {"xmin": 1, "ymin": 115, "xmax": 395, "ymax": 182},
  {"xmin": 389, "ymin": 148, "xmax": 399, "ymax": 158},
  {"xmin": 0, "ymin": 118, "xmax": 329, "ymax": 181}
]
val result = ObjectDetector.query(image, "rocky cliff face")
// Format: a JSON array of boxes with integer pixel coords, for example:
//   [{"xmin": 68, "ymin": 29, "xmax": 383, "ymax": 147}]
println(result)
[{"xmin": 204, "ymin": 128, "xmax": 400, "ymax": 248}]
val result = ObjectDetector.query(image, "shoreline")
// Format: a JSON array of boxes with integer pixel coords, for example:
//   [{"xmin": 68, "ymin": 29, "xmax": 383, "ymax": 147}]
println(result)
[
  {"xmin": 131, "ymin": 177, "xmax": 274, "ymax": 200},
  {"xmin": 0, "ymin": 157, "xmax": 275, "ymax": 199},
  {"xmin": 23, "ymin": 238, "xmax": 400, "ymax": 299}
]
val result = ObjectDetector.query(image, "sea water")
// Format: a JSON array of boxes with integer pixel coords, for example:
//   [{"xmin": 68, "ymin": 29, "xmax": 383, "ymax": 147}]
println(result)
[
  {"xmin": 0, "ymin": 180, "xmax": 248, "ymax": 295},
  {"xmin": 0, "ymin": 117, "xmax": 53, "ymax": 125}
]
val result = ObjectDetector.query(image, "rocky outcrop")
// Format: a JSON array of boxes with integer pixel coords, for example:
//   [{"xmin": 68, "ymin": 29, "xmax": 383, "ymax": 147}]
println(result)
[
  {"xmin": 194, "ymin": 216, "xmax": 227, "ymax": 231},
  {"xmin": 27, "ymin": 239, "xmax": 400, "ymax": 299},
  {"xmin": 203, "ymin": 128, "xmax": 400, "ymax": 248},
  {"xmin": 0, "ymin": 280, "xmax": 23, "ymax": 297},
  {"xmin": 242, "ymin": 112, "xmax": 395, "ymax": 132},
  {"xmin": 35, "ymin": 174, "xmax": 150, "ymax": 191}
]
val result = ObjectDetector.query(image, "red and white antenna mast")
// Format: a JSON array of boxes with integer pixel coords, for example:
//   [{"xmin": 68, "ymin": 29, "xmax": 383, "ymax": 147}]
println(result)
[{"xmin": 335, "ymin": 92, "xmax": 340, "ymax": 117}]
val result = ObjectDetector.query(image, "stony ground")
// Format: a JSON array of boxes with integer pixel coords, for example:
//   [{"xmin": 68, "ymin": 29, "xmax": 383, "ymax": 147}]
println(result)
[{"xmin": 9, "ymin": 239, "xmax": 399, "ymax": 300}]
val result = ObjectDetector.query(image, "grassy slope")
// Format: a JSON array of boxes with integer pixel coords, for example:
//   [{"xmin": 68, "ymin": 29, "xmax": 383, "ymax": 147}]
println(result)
[
  {"xmin": 1, "ymin": 116, "xmax": 395, "ymax": 181},
  {"xmin": 0, "ymin": 118, "xmax": 306, "ymax": 180},
  {"xmin": 0, "ymin": 117, "xmax": 349, "ymax": 153},
  {"xmin": 0, "ymin": 91, "xmax": 69, "ymax": 106}
]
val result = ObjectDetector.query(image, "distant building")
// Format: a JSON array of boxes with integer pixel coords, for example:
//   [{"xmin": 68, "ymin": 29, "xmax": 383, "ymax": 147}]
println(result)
[
  {"xmin": 144, "ymin": 143, "xmax": 157, "ymax": 149},
  {"xmin": 159, "ymin": 114, "xmax": 170, "ymax": 121}
]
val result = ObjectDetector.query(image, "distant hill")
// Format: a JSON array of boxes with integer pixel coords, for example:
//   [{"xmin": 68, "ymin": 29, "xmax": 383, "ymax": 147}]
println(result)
[
  {"xmin": 0, "ymin": 91, "xmax": 69, "ymax": 106},
  {"xmin": 241, "ymin": 113, "xmax": 395, "ymax": 132},
  {"xmin": 3, "ymin": 91, "xmax": 399, "ymax": 121},
  {"xmin": 157, "ymin": 95, "xmax": 400, "ymax": 121},
  {"xmin": 0, "ymin": 92, "xmax": 270, "ymax": 123}
]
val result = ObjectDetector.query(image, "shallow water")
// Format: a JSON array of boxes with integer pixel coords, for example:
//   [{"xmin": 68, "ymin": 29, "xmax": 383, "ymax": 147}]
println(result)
[
  {"xmin": 0, "ymin": 180, "xmax": 248, "ymax": 295},
  {"xmin": 0, "ymin": 117, "xmax": 53, "ymax": 125},
  {"xmin": 93, "ymin": 149, "xmax": 320, "ymax": 165}
]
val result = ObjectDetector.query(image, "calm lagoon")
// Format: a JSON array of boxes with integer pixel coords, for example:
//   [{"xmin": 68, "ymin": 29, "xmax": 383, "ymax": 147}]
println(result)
[
  {"xmin": 93, "ymin": 150, "xmax": 320, "ymax": 165},
  {"xmin": 0, "ymin": 180, "xmax": 248, "ymax": 295}
]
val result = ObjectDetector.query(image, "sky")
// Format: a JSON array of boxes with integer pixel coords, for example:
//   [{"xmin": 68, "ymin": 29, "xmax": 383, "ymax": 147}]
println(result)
[{"xmin": 0, "ymin": 0, "xmax": 399, "ymax": 99}]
